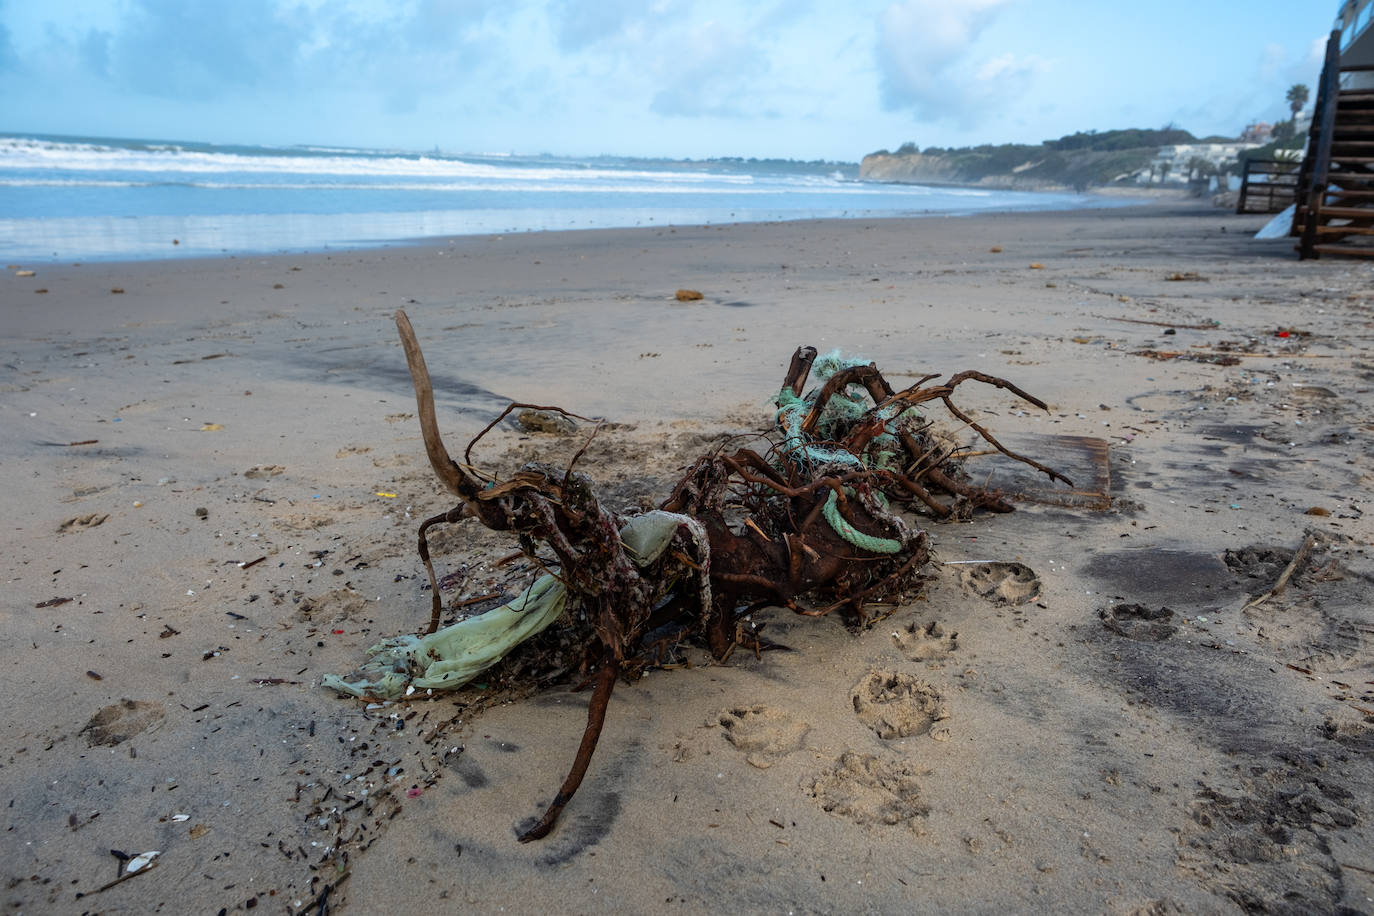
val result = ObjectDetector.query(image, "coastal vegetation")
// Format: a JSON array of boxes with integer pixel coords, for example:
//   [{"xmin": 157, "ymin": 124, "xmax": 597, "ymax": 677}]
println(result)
[
  {"xmin": 865, "ymin": 83, "xmax": 1315, "ymax": 193},
  {"xmin": 861, "ymin": 127, "xmax": 1228, "ymax": 190}
]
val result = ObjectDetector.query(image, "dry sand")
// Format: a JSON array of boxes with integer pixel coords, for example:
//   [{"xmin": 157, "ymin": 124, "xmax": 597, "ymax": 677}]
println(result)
[{"xmin": 3, "ymin": 201, "xmax": 1373, "ymax": 915}]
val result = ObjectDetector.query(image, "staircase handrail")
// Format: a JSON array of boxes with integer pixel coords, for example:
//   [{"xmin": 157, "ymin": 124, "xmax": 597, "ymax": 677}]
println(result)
[{"xmin": 1299, "ymin": 30, "xmax": 1346, "ymax": 257}]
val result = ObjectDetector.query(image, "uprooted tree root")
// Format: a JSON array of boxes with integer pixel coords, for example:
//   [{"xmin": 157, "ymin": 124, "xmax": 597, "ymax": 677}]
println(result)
[{"xmin": 386, "ymin": 310, "xmax": 1069, "ymax": 841}]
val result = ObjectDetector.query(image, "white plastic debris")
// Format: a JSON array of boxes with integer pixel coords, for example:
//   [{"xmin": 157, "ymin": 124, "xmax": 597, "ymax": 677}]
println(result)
[{"xmin": 126, "ymin": 851, "xmax": 160, "ymax": 874}]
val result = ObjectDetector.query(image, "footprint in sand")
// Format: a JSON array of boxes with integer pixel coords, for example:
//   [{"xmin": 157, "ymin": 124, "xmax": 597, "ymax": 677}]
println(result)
[
  {"xmin": 59, "ymin": 513, "xmax": 109, "ymax": 532},
  {"xmin": 959, "ymin": 562, "xmax": 1040, "ymax": 605},
  {"xmin": 851, "ymin": 669, "xmax": 949, "ymax": 740},
  {"xmin": 82, "ymin": 699, "xmax": 165, "ymax": 746},
  {"xmin": 717, "ymin": 705, "xmax": 809, "ymax": 769},
  {"xmin": 805, "ymin": 752, "xmax": 929, "ymax": 827},
  {"xmin": 1099, "ymin": 603, "xmax": 1177, "ymax": 642},
  {"xmin": 1295, "ymin": 613, "xmax": 1374, "ymax": 674},
  {"xmin": 295, "ymin": 587, "xmax": 369, "ymax": 622},
  {"xmin": 1322, "ymin": 714, "xmax": 1374, "ymax": 753},
  {"xmin": 892, "ymin": 621, "xmax": 958, "ymax": 661},
  {"xmin": 1223, "ymin": 545, "xmax": 1294, "ymax": 581}
]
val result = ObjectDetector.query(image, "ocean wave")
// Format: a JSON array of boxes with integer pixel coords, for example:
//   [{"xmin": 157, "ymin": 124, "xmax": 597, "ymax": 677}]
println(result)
[
  {"xmin": 0, "ymin": 135, "xmax": 766, "ymax": 186},
  {"xmin": 0, "ymin": 175, "xmax": 952, "ymax": 196}
]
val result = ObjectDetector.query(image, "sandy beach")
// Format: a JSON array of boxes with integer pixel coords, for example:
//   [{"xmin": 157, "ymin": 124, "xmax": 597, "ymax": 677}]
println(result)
[{"xmin": 3, "ymin": 201, "xmax": 1373, "ymax": 914}]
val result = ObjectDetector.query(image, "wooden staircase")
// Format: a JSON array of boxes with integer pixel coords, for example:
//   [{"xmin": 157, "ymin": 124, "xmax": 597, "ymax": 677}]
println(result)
[{"xmin": 1294, "ymin": 30, "xmax": 1374, "ymax": 259}]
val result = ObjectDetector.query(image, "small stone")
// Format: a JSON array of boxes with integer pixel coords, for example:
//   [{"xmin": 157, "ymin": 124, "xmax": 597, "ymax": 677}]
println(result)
[
  {"xmin": 1029, "ymin": 263, "xmax": 1045, "ymax": 269},
  {"xmin": 1304, "ymin": 506, "xmax": 1330, "ymax": 516},
  {"xmin": 517, "ymin": 409, "xmax": 578, "ymax": 436},
  {"xmin": 675, "ymin": 289, "xmax": 704, "ymax": 301},
  {"xmin": 988, "ymin": 246, "xmax": 1002, "ymax": 253},
  {"xmin": 15, "ymin": 269, "xmax": 35, "ymax": 277},
  {"xmin": 195, "ymin": 507, "xmax": 209, "ymax": 518}
]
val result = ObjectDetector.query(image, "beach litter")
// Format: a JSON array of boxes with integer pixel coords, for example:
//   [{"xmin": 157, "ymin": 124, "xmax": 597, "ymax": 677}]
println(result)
[
  {"xmin": 324, "ymin": 310, "xmax": 1071, "ymax": 841},
  {"xmin": 75, "ymin": 850, "xmax": 160, "ymax": 900}
]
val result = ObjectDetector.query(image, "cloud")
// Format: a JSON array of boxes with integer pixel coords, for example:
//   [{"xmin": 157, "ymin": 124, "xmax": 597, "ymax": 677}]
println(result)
[
  {"xmin": 78, "ymin": 28, "xmax": 110, "ymax": 76},
  {"xmin": 974, "ymin": 51, "xmax": 1043, "ymax": 83},
  {"xmin": 1306, "ymin": 34, "xmax": 1328, "ymax": 67},
  {"xmin": 548, "ymin": 0, "xmax": 680, "ymax": 50},
  {"xmin": 1258, "ymin": 42, "xmax": 1287, "ymax": 79},
  {"xmin": 94, "ymin": 0, "xmax": 304, "ymax": 99},
  {"xmin": 0, "ymin": 0, "xmax": 15, "ymax": 73},
  {"xmin": 649, "ymin": 19, "xmax": 767, "ymax": 118},
  {"xmin": 14, "ymin": 0, "xmax": 524, "ymax": 112},
  {"xmin": 874, "ymin": 0, "xmax": 1028, "ymax": 121}
]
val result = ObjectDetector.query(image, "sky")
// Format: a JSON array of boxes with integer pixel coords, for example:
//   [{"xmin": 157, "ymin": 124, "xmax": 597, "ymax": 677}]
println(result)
[{"xmin": 0, "ymin": 0, "xmax": 1337, "ymax": 161}]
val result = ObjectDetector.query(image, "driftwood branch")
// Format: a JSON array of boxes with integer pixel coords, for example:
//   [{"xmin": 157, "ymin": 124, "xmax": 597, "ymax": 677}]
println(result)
[{"xmin": 1244, "ymin": 533, "xmax": 1318, "ymax": 609}]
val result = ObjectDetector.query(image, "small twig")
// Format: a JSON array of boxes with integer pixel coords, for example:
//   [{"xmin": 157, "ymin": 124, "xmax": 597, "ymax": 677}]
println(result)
[
  {"xmin": 561, "ymin": 418, "xmax": 606, "ymax": 491},
  {"xmin": 464, "ymin": 401, "xmax": 595, "ymax": 468},
  {"xmin": 294, "ymin": 870, "xmax": 350, "ymax": 916},
  {"xmin": 452, "ymin": 591, "xmax": 502, "ymax": 610},
  {"xmin": 1245, "ymin": 534, "xmax": 1317, "ymax": 610},
  {"xmin": 75, "ymin": 860, "xmax": 158, "ymax": 899},
  {"xmin": 238, "ymin": 556, "xmax": 267, "ymax": 570},
  {"xmin": 1094, "ymin": 314, "xmax": 1219, "ymax": 330},
  {"xmin": 938, "ymin": 392, "xmax": 1072, "ymax": 487}
]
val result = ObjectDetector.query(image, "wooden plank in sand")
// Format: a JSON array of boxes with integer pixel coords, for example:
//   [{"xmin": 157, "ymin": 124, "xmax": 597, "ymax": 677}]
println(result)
[{"xmin": 969, "ymin": 433, "xmax": 1111, "ymax": 511}]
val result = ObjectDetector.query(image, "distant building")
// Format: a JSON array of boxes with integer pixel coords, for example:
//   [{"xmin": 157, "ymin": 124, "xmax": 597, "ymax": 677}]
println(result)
[
  {"xmin": 1240, "ymin": 122, "xmax": 1273, "ymax": 143},
  {"xmin": 1139, "ymin": 142, "xmax": 1263, "ymax": 185}
]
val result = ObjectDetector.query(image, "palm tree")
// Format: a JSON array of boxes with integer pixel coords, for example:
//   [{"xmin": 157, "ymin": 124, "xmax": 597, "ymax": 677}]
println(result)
[{"xmin": 1287, "ymin": 84, "xmax": 1310, "ymax": 123}]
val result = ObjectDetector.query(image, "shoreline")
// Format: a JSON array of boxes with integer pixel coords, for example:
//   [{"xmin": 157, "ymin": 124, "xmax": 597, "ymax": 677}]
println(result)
[
  {"xmin": 1, "ymin": 189, "xmax": 1152, "ymax": 267},
  {"xmin": 3, "ymin": 203, "xmax": 1372, "ymax": 914}
]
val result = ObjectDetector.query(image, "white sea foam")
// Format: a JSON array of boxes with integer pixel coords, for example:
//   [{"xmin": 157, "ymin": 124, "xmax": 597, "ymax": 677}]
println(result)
[
  {"xmin": 0, "ymin": 136, "xmax": 759, "ymax": 186},
  {"xmin": 0, "ymin": 175, "xmax": 963, "ymax": 197}
]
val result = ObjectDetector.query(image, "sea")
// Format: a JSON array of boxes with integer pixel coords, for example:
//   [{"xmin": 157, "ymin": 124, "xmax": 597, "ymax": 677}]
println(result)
[{"xmin": 0, "ymin": 133, "xmax": 1121, "ymax": 262}]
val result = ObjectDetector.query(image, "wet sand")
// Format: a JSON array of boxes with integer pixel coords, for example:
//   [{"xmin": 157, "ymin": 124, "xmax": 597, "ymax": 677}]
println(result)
[{"xmin": 3, "ymin": 202, "xmax": 1373, "ymax": 914}]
